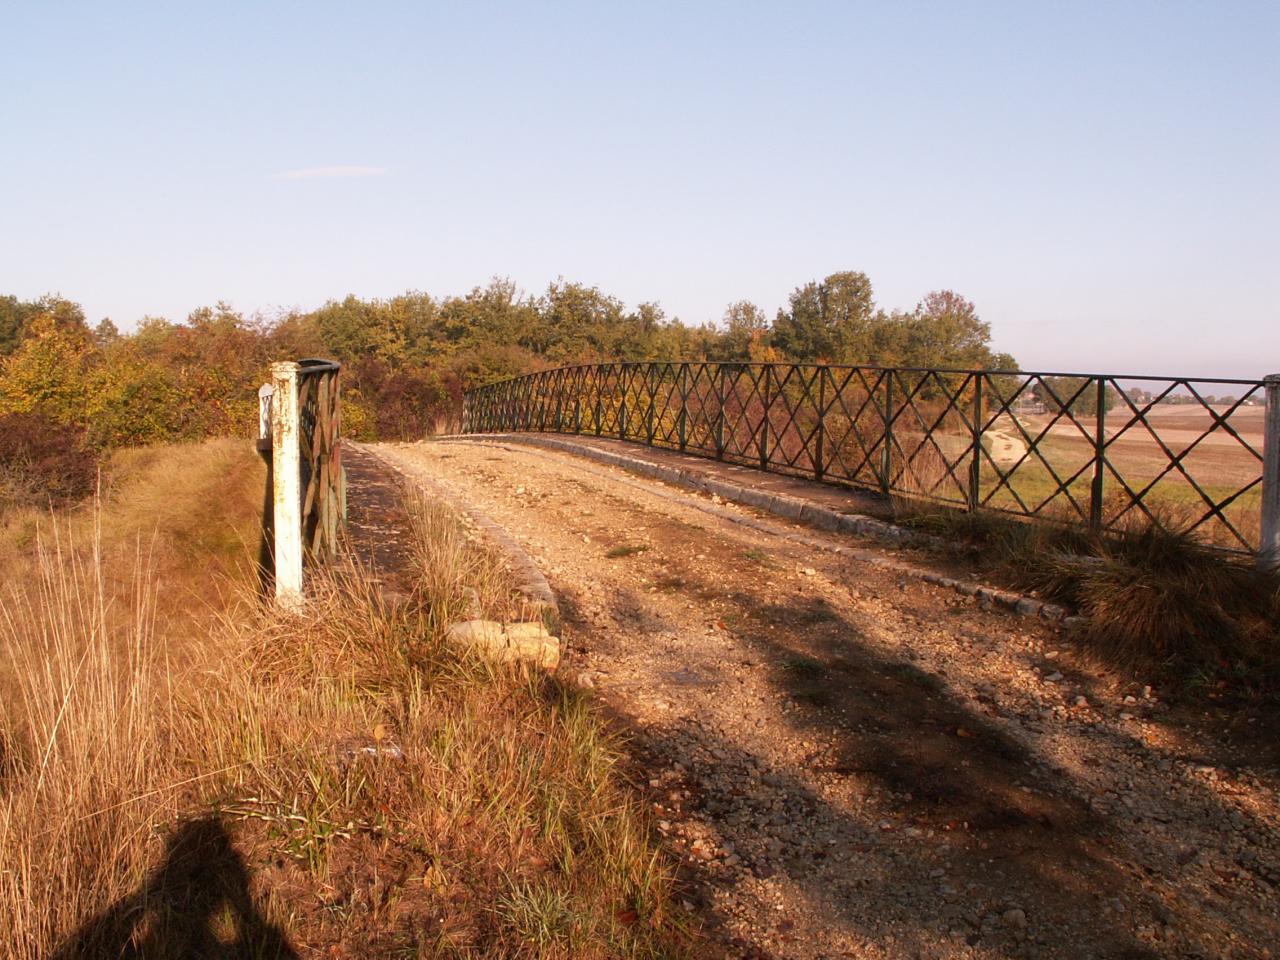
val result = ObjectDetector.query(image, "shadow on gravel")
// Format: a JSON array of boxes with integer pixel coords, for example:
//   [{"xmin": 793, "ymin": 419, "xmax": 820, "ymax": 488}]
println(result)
[
  {"xmin": 384, "ymin": 444, "xmax": 1273, "ymax": 958},
  {"xmin": 704, "ymin": 593, "xmax": 1164, "ymax": 957},
  {"xmin": 694, "ymin": 588, "xmax": 1277, "ymax": 958}
]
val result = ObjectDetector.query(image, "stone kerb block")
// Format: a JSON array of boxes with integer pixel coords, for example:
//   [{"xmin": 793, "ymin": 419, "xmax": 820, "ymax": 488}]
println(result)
[{"xmin": 445, "ymin": 619, "xmax": 561, "ymax": 671}]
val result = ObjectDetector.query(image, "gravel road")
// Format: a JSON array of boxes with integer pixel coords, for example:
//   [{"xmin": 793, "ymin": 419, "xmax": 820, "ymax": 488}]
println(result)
[{"xmin": 373, "ymin": 439, "xmax": 1279, "ymax": 960}]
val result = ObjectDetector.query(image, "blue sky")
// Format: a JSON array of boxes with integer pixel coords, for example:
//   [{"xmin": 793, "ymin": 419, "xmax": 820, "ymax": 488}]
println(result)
[{"xmin": 2, "ymin": 1, "xmax": 1276, "ymax": 377}]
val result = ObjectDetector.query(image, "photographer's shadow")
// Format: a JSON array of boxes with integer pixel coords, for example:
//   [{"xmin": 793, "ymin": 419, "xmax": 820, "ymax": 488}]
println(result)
[{"xmin": 53, "ymin": 816, "xmax": 296, "ymax": 959}]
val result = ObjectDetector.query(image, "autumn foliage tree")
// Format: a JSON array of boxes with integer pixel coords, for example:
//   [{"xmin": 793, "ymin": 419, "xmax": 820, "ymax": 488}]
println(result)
[{"xmin": 0, "ymin": 270, "xmax": 1015, "ymax": 480}]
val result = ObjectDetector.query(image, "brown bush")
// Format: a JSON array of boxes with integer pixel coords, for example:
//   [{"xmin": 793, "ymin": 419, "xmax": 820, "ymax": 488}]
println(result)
[
  {"xmin": 0, "ymin": 413, "xmax": 98, "ymax": 507},
  {"xmin": 991, "ymin": 516, "xmax": 1280, "ymax": 695},
  {"xmin": 347, "ymin": 359, "xmax": 460, "ymax": 440}
]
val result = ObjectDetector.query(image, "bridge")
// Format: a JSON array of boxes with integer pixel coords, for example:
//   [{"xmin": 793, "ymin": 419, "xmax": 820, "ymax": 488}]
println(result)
[{"xmin": 258, "ymin": 358, "xmax": 1280, "ymax": 956}]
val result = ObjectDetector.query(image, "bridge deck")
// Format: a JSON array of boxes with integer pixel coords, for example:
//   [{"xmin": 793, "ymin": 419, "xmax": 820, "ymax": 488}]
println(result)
[
  {"xmin": 347, "ymin": 436, "xmax": 1279, "ymax": 959},
  {"xmin": 447, "ymin": 432, "xmax": 890, "ymax": 522}
]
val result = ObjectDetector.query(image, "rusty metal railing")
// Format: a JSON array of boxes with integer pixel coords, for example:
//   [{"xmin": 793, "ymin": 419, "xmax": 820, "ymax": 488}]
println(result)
[
  {"xmin": 258, "ymin": 359, "xmax": 345, "ymax": 604},
  {"xmin": 463, "ymin": 362, "xmax": 1279, "ymax": 563}
]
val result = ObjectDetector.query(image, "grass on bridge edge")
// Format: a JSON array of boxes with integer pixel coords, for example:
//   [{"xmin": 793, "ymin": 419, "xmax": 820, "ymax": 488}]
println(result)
[
  {"xmin": 896, "ymin": 495, "xmax": 1280, "ymax": 700},
  {"xmin": 0, "ymin": 439, "xmax": 690, "ymax": 959}
]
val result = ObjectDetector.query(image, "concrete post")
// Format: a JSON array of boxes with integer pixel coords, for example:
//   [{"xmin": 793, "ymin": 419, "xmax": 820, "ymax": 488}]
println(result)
[
  {"xmin": 270, "ymin": 361, "xmax": 304, "ymax": 607},
  {"xmin": 1261, "ymin": 374, "xmax": 1280, "ymax": 570}
]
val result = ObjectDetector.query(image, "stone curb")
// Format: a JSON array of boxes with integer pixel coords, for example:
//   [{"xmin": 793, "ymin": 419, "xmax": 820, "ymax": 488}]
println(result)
[
  {"xmin": 351, "ymin": 442, "xmax": 560, "ymax": 622},
  {"xmin": 437, "ymin": 434, "xmax": 1078, "ymax": 630}
]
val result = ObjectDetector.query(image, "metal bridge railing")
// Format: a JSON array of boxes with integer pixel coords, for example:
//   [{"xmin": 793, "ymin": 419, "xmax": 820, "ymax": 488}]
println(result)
[
  {"xmin": 463, "ymin": 362, "xmax": 1280, "ymax": 565},
  {"xmin": 258, "ymin": 359, "xmax": 345, "ymax": 605}
]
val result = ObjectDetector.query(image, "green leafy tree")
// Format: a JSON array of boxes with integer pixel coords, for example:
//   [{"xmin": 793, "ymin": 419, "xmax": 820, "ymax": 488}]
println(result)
[
  {"xmin": 714, "ymin": 300, "xmax": 770, "ymax": 361},
  {"xmin": 898, "ymin": 290, "xmax": 995, "ymax": 368},
  {"xmin": 451, "ymin": 342, "xmax": 543, "ymax": 390},
  {"xmin": 0, "ymin": 296, "xmax": 36, "ymax": 356},
  {"xmin": 311, "ymin": 292, "xmax": 441, "ymax": 366},
  {"xmin": 439, "ymin": 278, "xmax": 540, "ymax": 350},
  {"xmin": 1034, "ymin": 376, "xmax": 1120, "ymax": 416},
  {"xmin": 93, "ymin": 318, "xmax": 121, "ymax": 347},
  {"xmin": 771, "ymin": 271, "xmax": 877, "ymax": 363},
  {"xmin": 531, "ymin": 281, "xmax": 627, "ymax": 361},
  {"xmin": 84, "ymin": 352, "xmax": 190, "ymax": 446}
]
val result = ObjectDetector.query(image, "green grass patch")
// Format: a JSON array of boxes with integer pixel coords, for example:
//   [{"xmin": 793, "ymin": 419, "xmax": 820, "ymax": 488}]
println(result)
[{"xmin": 606, "ymin": 544, "xmax": 650, "ymax": 559}]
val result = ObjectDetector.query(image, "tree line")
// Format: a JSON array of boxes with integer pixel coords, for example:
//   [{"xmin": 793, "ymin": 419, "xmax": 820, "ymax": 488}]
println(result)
[{"xmin": 0, "ymin": 271, "xmax": 1016, "ymax": 470}]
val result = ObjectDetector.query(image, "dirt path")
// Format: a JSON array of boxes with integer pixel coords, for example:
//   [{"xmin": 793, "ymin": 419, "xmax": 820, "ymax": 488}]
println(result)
[{"xmin": 371, "ymin": 439, "xmax": 1279, "ymax": 960}]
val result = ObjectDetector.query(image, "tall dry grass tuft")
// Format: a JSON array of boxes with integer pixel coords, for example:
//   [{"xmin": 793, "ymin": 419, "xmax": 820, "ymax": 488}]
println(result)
[
  {"xmin": 892, "ymin": 464, "xmax": 1280, "ymax": 695},
  {"xmin": 1009, "ymin": 517, "xmax": 1280, "ymax": 688},
  {"xmin": 889, "ymin": 434, "xmax": 958, "ymax": 522},
  {"xmin": 0, "ymin": 523, "xmax": 182, "ymax": 959}
]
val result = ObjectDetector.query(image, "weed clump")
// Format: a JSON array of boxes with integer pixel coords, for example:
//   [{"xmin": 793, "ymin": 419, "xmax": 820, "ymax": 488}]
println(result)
[
  {"xmin": 606, "ymin": 544, "xmax": 650, "ymax": 559},
  {"xmin": 1010, "ymin": 522, "xmax": 1279, "ymax": 691}
]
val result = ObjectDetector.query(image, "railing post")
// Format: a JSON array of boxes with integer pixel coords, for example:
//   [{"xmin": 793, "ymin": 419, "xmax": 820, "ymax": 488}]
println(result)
[
  {"xmin": 814, "ymin": 368, "xmax": 826, "ymax": 480},
  {"xmin": 538, "ymin": 374, "xmax": 548, "ymax": 432},
  {"xmin": 1090, "ymin": 377, "xmax": 1107, "ymax": 534},
  {"xmin": 714, "ymin": 365, "xmax": 726, "ymax": 459},
  {"xmin": 619, "ymin": 367, "xmax": 628, "ymax": 440},
  {"xmin": 553, "ymin": 371, "xmax": 564, "ymax": 433},
  {"xmin": 595, "ymin": 383, "xmax": 603, "ymax": 435},
  {"xmin": 573, "ymin": 368, "xmax": 583, "ymax": 434},
  {"xmin": 1260, "ymin": 374, "xmax": 1280, "ymax": 570},
  {"xmin": 677, "ymin": 363, "xmax": 689, "ymax": 452},
  {"xmin": 270, "ymin": 361, "xmax": 304, "ymax": 608},
  {"xmin": 646, "ymin": 366, "xmax": 656, "ymax": 445},
  {"xmin": 880, "ymin": 374, "xmax": 894, "ymax": 495},
  {"xmin": 317, "ymin": 367, "xmax": 343, "ymax": 558},
  {"xmin": 759, "ymin": 365, "xmax": 772, "ymax": 469},
  {"xmin": 968, "ymin": 374, "xmax": 983, "ymax": 512}
]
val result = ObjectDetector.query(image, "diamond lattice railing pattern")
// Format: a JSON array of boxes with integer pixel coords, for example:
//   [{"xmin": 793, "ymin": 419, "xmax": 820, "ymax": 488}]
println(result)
[{"xmin": 462, "ymin": 363, "xmax": 1276, "ymax": 557}]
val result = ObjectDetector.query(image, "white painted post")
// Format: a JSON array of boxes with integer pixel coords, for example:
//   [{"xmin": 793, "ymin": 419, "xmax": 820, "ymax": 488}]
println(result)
[
  {"xmin": 1260, "ymin": 374, "xmax": 1280, "ymax": 571},
  {"xmin": 271, "ymin": 361, "xmax": 304, "ymax": 606}
]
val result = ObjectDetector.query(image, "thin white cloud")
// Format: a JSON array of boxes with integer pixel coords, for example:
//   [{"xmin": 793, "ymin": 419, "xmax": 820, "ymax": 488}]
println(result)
[{"xmin": 272, "ymin": 165, "xmax": 386, "ymax": 181}]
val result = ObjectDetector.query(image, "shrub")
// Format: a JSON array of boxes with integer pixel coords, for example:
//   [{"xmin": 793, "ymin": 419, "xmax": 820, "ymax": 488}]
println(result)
[
  {"xmin": 0, "ymin": 413, "xmax": 98, "ymax": 507},
  {"xmin": 347, "ymin": 359, "xmax": 458, "ymax": 440},
  {"xmin": 84, "ymin": 356, "xmax": 194, "ymax": 447}
]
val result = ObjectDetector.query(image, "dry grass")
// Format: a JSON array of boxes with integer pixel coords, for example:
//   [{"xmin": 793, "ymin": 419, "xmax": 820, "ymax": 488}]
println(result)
[
  {"xmin": 0, "ymin": 530, "xmax": 183, "ymax": 959},
  {"xmin": 888, "ymin": 435, "xmax": 956, "ymax": 522},
  {"xmin": 0, "ymin": 439, "xmax": 268, "ymax": 648},
  {"xmin": 1005, "ymin": 519, "xmax": 1280, "ymax": 693},
  {"xmin": 899, "ymin": 491, "xmax": 1280, "ymax": 696},
  {"xmin": 0, "ymin": 441, "xmax": 689, "ymax": 958}
]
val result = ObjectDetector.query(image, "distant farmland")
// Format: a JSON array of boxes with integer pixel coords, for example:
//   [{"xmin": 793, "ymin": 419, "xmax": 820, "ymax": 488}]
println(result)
[{"xmin": 979, "ymin": 403, "xmax": 1263, "ymax": 548}]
